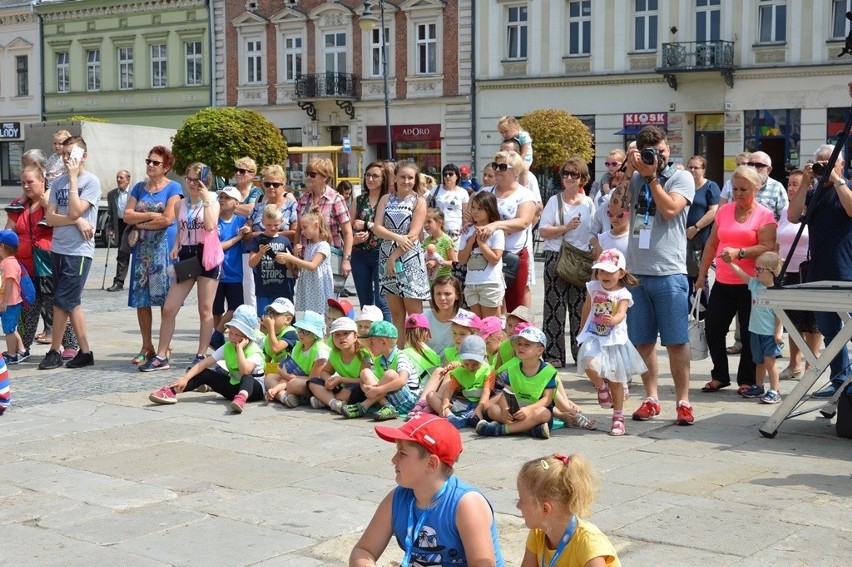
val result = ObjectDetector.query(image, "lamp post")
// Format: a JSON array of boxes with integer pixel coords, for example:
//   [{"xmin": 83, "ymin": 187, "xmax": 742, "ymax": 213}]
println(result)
[{"xmin": 359, "ymin": 1, "xmax": 392, "ymax": 160}]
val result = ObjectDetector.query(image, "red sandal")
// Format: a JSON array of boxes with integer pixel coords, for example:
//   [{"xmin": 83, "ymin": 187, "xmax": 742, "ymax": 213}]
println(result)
[{"xmin": 596, "ymin": 384, "xmax": 613, "ymax": 409}]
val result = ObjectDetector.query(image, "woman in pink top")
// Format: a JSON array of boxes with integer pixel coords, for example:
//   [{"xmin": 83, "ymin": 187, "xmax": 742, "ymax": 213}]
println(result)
[{"xmin": 696, "ymin": 165, "xmax": 777, "ymax": 393}]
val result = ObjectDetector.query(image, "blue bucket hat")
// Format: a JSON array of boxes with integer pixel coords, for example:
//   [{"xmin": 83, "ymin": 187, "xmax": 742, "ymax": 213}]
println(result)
[
  {"xmin": 294, "ymin": 310, "xmax": 325, "ymax": 339},
  {"xmin": 225, "ymin": 304, "xmax": 259, "ymax": 338}
]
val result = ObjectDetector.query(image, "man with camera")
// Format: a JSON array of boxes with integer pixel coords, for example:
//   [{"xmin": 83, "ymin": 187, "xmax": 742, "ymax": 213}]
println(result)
[{"xmin": 609, "ymin": 126, "xmax": 696, "ymax": 425}]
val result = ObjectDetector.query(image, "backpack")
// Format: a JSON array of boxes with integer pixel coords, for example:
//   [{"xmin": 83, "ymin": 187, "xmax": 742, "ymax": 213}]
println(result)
[{"xmin": 17, "ymin": 261, "xmax": 36, "ymax": 309}]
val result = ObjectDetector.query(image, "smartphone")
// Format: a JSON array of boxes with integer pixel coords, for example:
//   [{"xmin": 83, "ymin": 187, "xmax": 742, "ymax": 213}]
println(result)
[{"xmin": 69, "ymin": 145, "xmax": 84, "ymax": 162}]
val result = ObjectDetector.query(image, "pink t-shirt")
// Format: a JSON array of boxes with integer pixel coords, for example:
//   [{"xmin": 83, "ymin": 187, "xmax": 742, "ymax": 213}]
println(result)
[
  {"xmin": 0, "ymin": 256, "xmax": 23, "ymax": 305},
  {"xmin": 713, "ymin": 202, "xmax": 776, "ymax": 285}
]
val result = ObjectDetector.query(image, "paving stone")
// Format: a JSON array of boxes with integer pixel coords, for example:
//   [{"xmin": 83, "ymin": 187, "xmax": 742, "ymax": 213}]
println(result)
[
  {"xmin": 57, "ymin": 502, "xmax": 208, "ymax": 545},
  {"xmin": 618, "ymin": 540, "xmax": 742, "ymax": 567},
  {"xmin": 730, "ymin": 525, "xmax": 852, "ymax": 566}
]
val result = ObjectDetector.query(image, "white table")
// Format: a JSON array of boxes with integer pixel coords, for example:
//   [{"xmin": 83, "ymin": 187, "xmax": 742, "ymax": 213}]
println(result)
[{"xmin": 755, "ymin": 281, "xmax": 852, "ymax": 438}]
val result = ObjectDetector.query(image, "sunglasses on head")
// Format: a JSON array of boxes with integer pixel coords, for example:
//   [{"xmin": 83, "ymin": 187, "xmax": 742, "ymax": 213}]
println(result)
[
  {"xmin": 747, "ymin": 162, "xmax": 769, "ymax": 170},
  {"xmin": 305, "ymin": 171, "xmax": 321, "ymax": 178},
  {"xmin": 263, "ymin": 181, "xmax": 283, "ymax": 189},
  {"xmin": 235, "ymin": 168, "xmax": 252, "ymax": 175},
  {"xmin": 561, "ymin": 170, "xmax": 581, "ymax": 179},
  {"xmin": 490, "ymin": 162, "xmax": 512, "ymax": 172},
  {"xmin": 145, "ymin": 159, "xmax": 162, "ymax": 166}
]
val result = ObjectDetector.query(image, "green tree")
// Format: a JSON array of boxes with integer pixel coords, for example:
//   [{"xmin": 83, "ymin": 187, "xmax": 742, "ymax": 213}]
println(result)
[
  {"xmin": 171, "ymin": 107, "xmax": 288, "ymax": 177},
  {"xmin": 519, "ymin": 109, "xmax": 594, "ymax": 170}
]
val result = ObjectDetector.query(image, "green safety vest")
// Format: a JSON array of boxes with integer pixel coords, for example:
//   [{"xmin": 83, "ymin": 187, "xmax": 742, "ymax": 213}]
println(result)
[
  {"xmin": 329, "ymin": 349, "xmax": 364, "ymax": 379},
  {"xmin": 222, "ymin": 340, "xmax": 263, "ymax": 385},
  {"xmin": 450, "ymin": 362, "xmax": 493, "ymax": 402},
  {"xmin": 506, "ymin": 358, "xmax": 557, "ymax": 405},
  {"xmin": 403, "ymin": 345, "xmax": 441, "ymax": 386},
  {"xmin": 291, "ymin": 340, "xmax": 321, "ymax": 375},
  {"xmin": 372, "ymin": 348, "xmax": 399, "ymax": 374},
  {"xmin": 443, "ymin": 346, "xmax": 460, "ymax": 365},
  {"xmin": 264, "ymin": 325, "xmax": 295, "ymax": 363}
]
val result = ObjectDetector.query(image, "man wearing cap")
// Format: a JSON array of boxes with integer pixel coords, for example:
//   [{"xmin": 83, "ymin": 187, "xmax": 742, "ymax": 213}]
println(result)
[
  {"xmin": 350, "ymin": 414, "xmax": 504, "ymax": 566},
  {"xmin": 106, "ymin": 170, "xmax": 132, "ymax": 292}
]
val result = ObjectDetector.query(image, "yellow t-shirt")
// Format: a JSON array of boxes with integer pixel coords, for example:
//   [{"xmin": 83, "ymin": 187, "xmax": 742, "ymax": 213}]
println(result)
[{"xmin": 526, "ymin": 519, "xmax": 620, "ymax": 567}]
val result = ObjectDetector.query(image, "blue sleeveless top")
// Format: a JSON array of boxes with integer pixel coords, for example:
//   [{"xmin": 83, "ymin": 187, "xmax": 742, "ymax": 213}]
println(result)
[{"xmin": 390, "ymin": 476, "xmax": 505, "ymax": 566}]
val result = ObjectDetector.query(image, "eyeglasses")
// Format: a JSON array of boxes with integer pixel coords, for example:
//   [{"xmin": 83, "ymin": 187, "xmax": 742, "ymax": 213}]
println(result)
[
  {"xmin": 607, "ymin": 210, "xmax": 629, "ymax": 219},
  {"xmin": 263, "ymin": 181, "xmax": 283, "ymax": 189},
  {"xmin": 604, "ymin": 161, "xmax": 620, "ymax": 167},
  {"xmin": 235, "ymin": 168, "xmax": 253, "ymax": 175},
  {"xmin": 145, "ymin": 159, "xmax": 162, "ymax": 166},
  {"xmin": 185, "ymin": 176, "xmax": 201, "ymax": 184},
  {"xmin": 443, "ymin": 172, "xmax": 456, "ymax": 177},
  {"xmin": 747, "ymin": 162, "xmax": 769, "ymax": 170},
  {"xmin": 561, "ymin": 171, "xmax": 582, "ymax": 179},
  {"xmin": 297, "ymin": 328, "xmax": 312, "ymax": 336},
  {"xmin": 365, "ymin": 173, "xmax": 383, "ymax": 180},
  {"xmin": 490, "ymin": 162, "xmax": 513, "ymax": 172},
  {"xmin": 305, "ymin": 171, "xmax": 321, "ymax": 178}
]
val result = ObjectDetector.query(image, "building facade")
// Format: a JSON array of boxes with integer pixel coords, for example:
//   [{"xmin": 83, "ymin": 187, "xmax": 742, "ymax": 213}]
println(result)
[
  {"xmin": 218, "ymin": 0, "xmax": 473, "ymax": 180},
  {"xmin": 475, "ymin": 0, "xmax": 852, "ymax": 188}
]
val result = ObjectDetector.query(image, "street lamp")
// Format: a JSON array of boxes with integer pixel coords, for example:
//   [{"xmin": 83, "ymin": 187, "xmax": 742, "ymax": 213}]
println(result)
[{"xmin": 359, "ymin": 1, "xmax": 393, "ymax": 160}]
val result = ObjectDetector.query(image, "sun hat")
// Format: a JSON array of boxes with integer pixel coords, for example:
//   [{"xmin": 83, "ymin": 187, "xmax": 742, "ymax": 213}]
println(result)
[
  {"xmin": 0, "ymin": 230, "xmax": 19, "ymax": 249},
  {"xmin": 225, "ymin": 304, "xmax": 259, "ymax": 338},
  {"xmin": 375, "ymin": 413, "xmax": 463, "ymax": 466},
  {"xmin": 357, "ymin": 305, "xmax": 384, "ymax": 323},
  {"xmin": 266, "ymin": 297, "xmax": 295, "ymax": 315},
  {"xmin": 330, "ymin": 317, "xmax": 358, "ymax": 334},
  {"xmin": 510, "ymin": 326, "xmax": 547, "ymax": 347},
  {"xmin": 360, "ymin": 320, "xmax": 399, "ymax": 340},
  {"xmin": 592, "ymin": 248, "xmax": 626, "ymax": 273},
  {"xmin": 479, "ymin": 316, "xmax": 504, "ymax": 340},
  {"xmin": 405, "ymin": 313, "xmax": 430, "ymax": 330},
  {"xmin": 450, "ymin": 309, "xmax": 482, "ymax": 331},
  {"xmin": 218, "ymin": 186, "xmax": 242, "ymax": 201},
  {"xmin": 293, "ymin": 310, "xmax": 325, "ymax": 339},
  {"xmin": 328, "ymin": 298, "xmax": 355, "ymax": 319},
  {"xmin": 459, "ymin": 335, "xmax": 487, "ymax": 364},
  {"xmin": 506, "ymin": 305, "xmax": 534, "ymax": 324}
]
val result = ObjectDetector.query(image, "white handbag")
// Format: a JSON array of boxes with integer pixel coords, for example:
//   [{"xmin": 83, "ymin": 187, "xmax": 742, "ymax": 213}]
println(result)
[{"xmin": 688, "ymin": 292, "xmax": 709, "ymax": 361}]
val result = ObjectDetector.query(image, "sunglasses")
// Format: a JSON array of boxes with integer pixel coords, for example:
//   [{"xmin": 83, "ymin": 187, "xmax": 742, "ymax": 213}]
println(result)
[
  {"xmin": 607, "ymin": 210, "xmax": 629, "ymax": 219},
  {"xmin": 443, "ymin": 172, "xmax": 456, "ymax": 177},
  {"xmin": 490, "ymin": 162, "xmax": 512, "ymax": 172},
  {"xmin": 145, "ymin": 159, "xmax": 162, "ymax": 166},
  {"xmin": 235, "ymin": 168, "xmax": 253, "ymax": 175},
  {"xmin": 747, "ymin": 162, "xmax": 769, "ymax": 170},
  {"xmin": 365, "ymin": 173, "xmax": 383, "ymax": 180},
  {"xmin": 185, "ymin": 176, "xmax": 201, "ymax": 184},
  {"xmin": 305, "ymin": 171, "xmax": 321, "ymax": 178},
  {"xmin": 604, "ymin": 161, "xmax": 620, "ymax": 167},
  {"xmin": 263, "ymin": 181, "xmax": 283, "ymax": 189},
  {"xmin": 561, "ymin": 170, "xmax": 581, "ymax": 179}
]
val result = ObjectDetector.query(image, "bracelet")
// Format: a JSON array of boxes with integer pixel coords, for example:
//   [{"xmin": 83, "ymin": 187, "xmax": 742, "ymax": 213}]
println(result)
[{"xmin": 367, "ymin": 221, "xmax": 374, "ymax": 231}]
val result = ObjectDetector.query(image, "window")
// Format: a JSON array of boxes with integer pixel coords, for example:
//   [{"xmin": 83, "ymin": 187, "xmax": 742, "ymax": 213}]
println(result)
[
  {"xmin": 370, "ymin": 27, "xmax": 389, "ymax": 77},
  {"xmin": 1, "ymin": 141, "xmax": 25, "ymax": 186},
  {"xmin": 16, "ymin": 56, "xmax": 28, "ymax": 96},
  {"xmin": 151, "ymin": 44, "xmax": 167, "ymax": 88},
  {"xmin": 247, "ymin": 39, "xmax": 262, "ymax": 84},
  {"xmin": 506, "ymin": 6, "xmax": 528, "ymax": 60},
  {"xmin": 416, "ymin": 23, "xmax": 436, "ymax": 74},
  {"xmin": 567, "ymin": 1, "xmax": 591, "ymax": 56},
  {"xmin": 696, "ymin": 0, "xmax": 721, "ymax": 42},
  {"xmin": 758, "ymin": 0, "xmax": 786, "ymax": 43},
  {"xmin": 56, "ymin": 52, "xmax": 69, "ymax": 93},
  {"xmin": 832, "ymin": 0, "xmax": 852, "ymax": 39},
  {"xmin": 118, "ymin": 47, "xmax": 134, "ymax": 90},
  {"xmin": 634, "ymin": 0, "xmax": 658, "ymax": 52},
  {"xmin": 185, "ymin": 41, "xmax": 202, "ymax": 86},
  {"xmin": 324, "ymin": 32, "xmax": 346, "ymax": 74},
  {"xmin": 283, "ymin": 35, "xmax": 302, "ymax": 82},
  {"xmin": 86, "ymin": 49, "xmax": 101, "ymax": 92}
]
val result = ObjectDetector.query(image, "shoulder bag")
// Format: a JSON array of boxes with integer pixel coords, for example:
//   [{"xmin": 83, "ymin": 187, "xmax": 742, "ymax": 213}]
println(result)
[
  {"xmin": 554, "ymin": 197, "xmax": 593, "ymax": 287},
  {"xmin": 688, "ymin": 291, "xmax": 709, "ymax": 360}
]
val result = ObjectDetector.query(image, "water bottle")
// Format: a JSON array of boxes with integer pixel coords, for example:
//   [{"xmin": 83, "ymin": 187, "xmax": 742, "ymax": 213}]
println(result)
[{"xmin": 395, "ymin": 260, "xmax": 409, "ymax": 286}]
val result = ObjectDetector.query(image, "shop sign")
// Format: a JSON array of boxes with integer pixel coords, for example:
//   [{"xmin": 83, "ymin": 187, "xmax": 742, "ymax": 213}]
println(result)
[
  {"xmin": 623, "ymin": 113, "xmax": 667, "ymax": 127},
  {"xmin": 0, "ymin": 122, "xmax": 21, "ymax": 139},
  {"xmin": 366, "ymin": 124, "xmax": 441, "ymax": 143}
]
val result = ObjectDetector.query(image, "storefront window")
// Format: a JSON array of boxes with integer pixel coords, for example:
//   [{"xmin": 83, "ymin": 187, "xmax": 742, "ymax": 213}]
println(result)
[
  {"xmin": 1, "ymin": 141, "xmax": 24, "ymax": 186},
  {"xmin": 744, "ymin": 108, "xmax": 800, "ymax": 183},
  {"xmin": 367, "ymin": 124, "xmax": 442, "ymax": 176},
  {"xmin": 394, "ymin": 140, "xmax": 442, "ymax": 177}
]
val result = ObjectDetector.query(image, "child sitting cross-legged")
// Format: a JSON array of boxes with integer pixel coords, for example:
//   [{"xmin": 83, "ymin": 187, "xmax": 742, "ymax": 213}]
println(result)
[
  {"xmin": 307, "ymin": 317, "xmax": 371, "ymax": 414},
  {"xmin": 265, "ymin": 310, "xmax": 330, "ymax": 407},
  {"xmin": 342, "ymin": 320, "xmax": 421, "ymax": 421},
  {"xmin": 427, "ymin": 335, "xmax": 495, "ymax": 430},
  {"xmin": 477, "ymin": 326, "xmax": 556, "ymax": 439},
  {"xmin": 259, "ymin": 297, "xmax": 298, "ymax": 377},
  {"xmin": 148, "ymin": 305, "xmax": 265, "ymax": 413}
]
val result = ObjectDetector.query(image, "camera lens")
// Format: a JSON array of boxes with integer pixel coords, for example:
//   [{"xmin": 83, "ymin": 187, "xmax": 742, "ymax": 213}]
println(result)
[
  {"xmin": 641, "ymin": 148, "xmax": 658, "ymax": 166},
  {"xmin": 812, "ymin": 162, "xmax": 825, "ymax": 176}
]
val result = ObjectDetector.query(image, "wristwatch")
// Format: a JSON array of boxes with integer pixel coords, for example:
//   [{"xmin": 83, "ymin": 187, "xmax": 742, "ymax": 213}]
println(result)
[
  {"xmin": 343, "ymin": 255, "xmax": 351, "ymax": 261},
  {"xmin": 367, "ymin": 221, "xmax": 374, "ymax": 231},
  {"xmin": 737, "ymin": 248, "xmax": 746, "ymax": 259}
]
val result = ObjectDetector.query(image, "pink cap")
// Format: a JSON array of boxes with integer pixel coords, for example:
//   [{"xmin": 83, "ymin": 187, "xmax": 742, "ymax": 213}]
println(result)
[
  {"xmin": 479, "ymin": 316, "xmax": 504, "ymax": 340},
  {"xmin": 405, "ymin": 313, "xmax": 431, "ymax": 330},
  {"xmin": 513, "ymin": 321, "xmax": 533, "ymax": 335}
]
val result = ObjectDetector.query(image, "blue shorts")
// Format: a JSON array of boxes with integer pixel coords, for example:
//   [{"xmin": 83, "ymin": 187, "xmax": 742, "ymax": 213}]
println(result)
[
  {"xmin": 214, "ymin": 282, "xmax": 244, "ymax": 316},
  {"xmin": 1, "ymin": 303, "xmax": 22, "ymax": 334},
  {"xmin": 627, "ymin": 274, "xmax": 689, "ymax": 346},
  {"xmin": 51, "ymin": 253, "xmax": 92, "ymax": 313},
  {"xmin": 386, "ymin": 386, "xmax": 420, "ymax": 414},
  {"xmin": 751, "ymin": 333, "xmax": 782, "ymax": 364}
]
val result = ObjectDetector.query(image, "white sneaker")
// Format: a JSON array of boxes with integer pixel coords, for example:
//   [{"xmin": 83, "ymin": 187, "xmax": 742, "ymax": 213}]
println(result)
[{"xmin": 309, "ymin": 396, "xmax": 326, "ymax": 409}]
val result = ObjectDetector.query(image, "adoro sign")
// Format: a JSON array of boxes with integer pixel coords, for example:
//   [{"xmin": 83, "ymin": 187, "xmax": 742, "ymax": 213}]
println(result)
[
  {"xmin": 623, "ymin": 113, "xmax": 668, "ymax": 127},
  {"xmin": 0, "ymin": 122, "xmax": 21, "ymax": 139},
  {"xmin": 366, "ymin": 124, "xmax": 441, "ymax": 143}
]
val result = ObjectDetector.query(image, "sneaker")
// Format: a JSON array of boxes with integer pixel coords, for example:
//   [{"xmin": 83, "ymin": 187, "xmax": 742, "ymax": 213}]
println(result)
[
  {"xmin": 466, "ymin": 413, "xmax": 482, "ymax": 428},
  {"xmin": 61, "ymin": 348, "xmax": 78, "ymax": 361},
  {"xmin": 812, "ymin": 383, "xmax": 840, "ymax": 399},
  {"xmin": 529, "ymin": 423, "xmax": 550, "ymax": 439},
  {"xmin": 187, "ymin": 354, "xmax": 206, "ymax": 370},
  {"xmin": 65, "ymin": 350, "xmax": 94, "ymax": 369},
  {"xmin": 309, "ymin": 396, "xmax": 327, "ymax": 409},
  {"xmin": 139, "ymin": 355, "xmax": 170, "ymax": 372},
  {"xmin": 632, "ymin": 398, "xmax": 661, "ymax": 421},
  {"xmin": 373, "ymin": 404, "xmax": 399, "ymax": 421},
  {"xmin": 329, "ymin": 399, "xmax": 344, "ymax": 414},
  {"xmin": 740, "ymin": 384, "xmax": 766, "ymax": 399},
  {"xmin": 5, "ymin": 351, "xmax": 28, "ymax": 365},
  {"xmin": 475, "ymin": 420, "xmax": 505, "ymax": 437},
  {"xmin": 760, "ymin": 390, "xmax": 782, "ymax": 404},
  {"xmin": 283, "ymin": 394, "xmax": 305, "ymax": 408},
  {"xmin": 341, "ymin": 402, "xmax": 366, "ymax": 419},
  {"xmin": 446, "ymin": 414, "xmax": 469, "ymax": 429},
  {"xmin": 149, "ymin": 386, "xmax": 177, "ymax": 405},
  {"xmin": 230, "ymin": 393, "xmax": 247, "ymax": 413},
  {"xmin": 37, "ymin": 349, "xmax": 63, "ymax": 370},
  {"xmin": 676, "ymin": 401, "xmax": 694, "ymax": 425},
  {"xmin": 17, "ymin": 349, "xmax": 30, "ymax": 362}
]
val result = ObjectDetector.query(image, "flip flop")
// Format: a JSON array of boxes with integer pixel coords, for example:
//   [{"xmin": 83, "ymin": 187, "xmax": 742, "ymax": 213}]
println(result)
[
  {"xmin": 726, "ymin": 345, "xmax": 742, "ymax": 355},
  {"xmin": 701, "ymin": 380, "xmax": 731, "ymax": 392}
]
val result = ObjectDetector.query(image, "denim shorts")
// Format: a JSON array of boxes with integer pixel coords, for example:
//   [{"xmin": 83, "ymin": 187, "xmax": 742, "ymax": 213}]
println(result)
[
  {"xmin": 51, "ymin": 253, "xmax": 92, "ymax": 313},
  {"xmin": 627, "ymin": 274, "xmax": 689, "ymax": 346},
  {"xmin": 751, "ymin": 333, "xmax": 782, "ymax": 364},
  {"xmin": 1, "ymin": 303, "xmax": 22, "ymax": 334}
]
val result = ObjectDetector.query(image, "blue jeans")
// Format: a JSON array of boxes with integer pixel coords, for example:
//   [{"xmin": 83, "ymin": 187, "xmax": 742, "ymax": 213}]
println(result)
[
  {"xmin": 814, "ymin": 310, "xmax": 851, "ymax": 388},
  {"xmin": 351, "ymin": 248, "xmax": 391, "ymax": 321}
]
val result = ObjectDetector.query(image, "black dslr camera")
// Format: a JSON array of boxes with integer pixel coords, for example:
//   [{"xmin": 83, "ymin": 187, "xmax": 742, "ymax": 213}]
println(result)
[
  {"xmin": 641, "ymin": 147, "xmax": 664, "ymax": 167},
  {"xmin": 811, "ymin": 162, "xmax": 825, "ymax": 176}
]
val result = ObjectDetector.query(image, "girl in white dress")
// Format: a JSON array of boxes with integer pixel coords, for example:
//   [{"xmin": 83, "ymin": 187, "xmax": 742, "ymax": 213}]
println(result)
[
  {"xmin": 577, "ymin": 249, "xmax": 647, "ymax": 437},
  {"xmin": 281, "ymin": 207, "xmax": 333, "ymax": 315}
]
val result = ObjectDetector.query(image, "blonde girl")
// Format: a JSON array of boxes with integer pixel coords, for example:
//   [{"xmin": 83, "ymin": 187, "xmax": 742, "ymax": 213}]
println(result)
[
  {"xmin": 576, "ymin": 249, "xmax": 646, "ymax": 437},
  {"xmin": 423, "ymin": 208, "xmax": 457, "ymax": 281},
  {"xmin": 517, "ymin": 454, "xmax": 620, "ymax": 567},
  {"xmin": 459, "ymin": 191, "xmax": 505, "ymax": 317},
  {"xmin": 140, "ymin": 162, "xmax": 220, "ymax": 372},
  {"xmin": 281, "ymin": 207, "xmax": 334, "ymax": 315},
  {"xmin": 497, "ymin": 115, "xmax": 533, "ymax": 172},
  {"xmin": 307, "ymin": 317, "xmax": 371, "ymax": 414}
]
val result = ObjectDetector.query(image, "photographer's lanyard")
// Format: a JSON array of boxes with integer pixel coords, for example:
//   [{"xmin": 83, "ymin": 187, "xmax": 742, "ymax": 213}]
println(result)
[
  {"xmin": 401, "ymin": 478, "xmax": 452, "ymax": 567},
  {"xmin": 541, "ymin": 515, "xmax": 578, "ymax": 567},
  {"xmin": 643, "ymin": 184, "xmax": 653, "ymax": 226}
]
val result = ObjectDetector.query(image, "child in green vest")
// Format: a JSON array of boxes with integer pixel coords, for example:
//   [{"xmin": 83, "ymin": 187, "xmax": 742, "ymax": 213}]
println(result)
[
  {"xmin": 342, "ymin": 321, "xmax": 421, "ymax": 421},
  {"xmin": 492, "ymin": 305, "xmax": 534, "ymax": 371},
  {"xmin": 259, "ymin": 297, "xmax": 298, "ymax": 378},
  {"xmin": 148, "ymin": 304, "xmax": 265, "ymax": 413},
  {"xmin": 402, "ymin": 313, "xmax": 441, "ymax": 388},
  {"xmin": 476, "ymin": 326, "xmax": 555, "ymax": 439},
  {"xmin": 307, "ymin": 317, "xmax": 371, "ymax": 414},
  {"xmin": 266, "ymin": 310, "xmax": 330, "ymax": 407},
  {"xmin": 429, "ymin": 335, "xmax": 495, "ymax": 429},
  {"xmin": 480, "ymin": 316, "xmax": 507, "ymax": 370}
]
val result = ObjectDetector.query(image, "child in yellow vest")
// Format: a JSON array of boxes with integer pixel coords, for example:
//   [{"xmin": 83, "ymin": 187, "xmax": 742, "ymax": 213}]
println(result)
[
  {"xmin": 148, "ymin": 304, "xmax": 265, "ymax": 413},
  {"xmin": 429, "ymin": 335, "xmax": 495, "ymax": 429},
  {"xmin": 307, "ymin": 317, "xmax": 371, "ymax": 414},
  {"xmin": 259, "ymin": 297, "xmax": 298, "ymax": 377},
  {"xmin": 266, "ymin": 310, "xmax": 330, "ymax": 407}
]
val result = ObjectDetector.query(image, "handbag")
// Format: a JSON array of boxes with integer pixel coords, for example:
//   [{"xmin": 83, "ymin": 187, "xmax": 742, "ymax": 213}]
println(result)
[
  {"xmin": 502, "ymin": 251, "xmax": 520, "ymax": 287},
  {"xmin": 201, "ymin": 228, "xmax": 224, "ymax": 270},
  {"xmin": 33, "ymin": 247, "xmax": 52, "ymax": 278},
  {"xmin": 554, "ymin": 198, "xmax": 593, "ymax": 286},
  {"xmin": 688, "ymin": 291, "xmax": 709, "ymax": 360},
  {"xmin": 173, "ymin": 254, "xmax": 203, "ymax": 282}
]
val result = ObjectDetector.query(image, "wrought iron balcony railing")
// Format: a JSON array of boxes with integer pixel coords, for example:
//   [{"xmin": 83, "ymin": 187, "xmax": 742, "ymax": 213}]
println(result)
[
  {"xmin": 658, "ymin": 40, "xmax": 735, "ymax": 71},
  {"xmin": 294, "ymin": 73, "xmax": 357, "ymax": 99}
]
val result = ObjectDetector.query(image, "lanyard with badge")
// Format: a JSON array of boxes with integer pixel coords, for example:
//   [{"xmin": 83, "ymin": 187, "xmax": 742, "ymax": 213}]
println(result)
[
  {"xmin": 401, "ymin": 477, "xmax": 453, "ymax": 567},
  {"xmin": 634, "ymin": 175, "xmax": 665, "ymax": 250},
  {"xmin": 541, "ymin": 514, "xmax": 578, "ymax": 567}
]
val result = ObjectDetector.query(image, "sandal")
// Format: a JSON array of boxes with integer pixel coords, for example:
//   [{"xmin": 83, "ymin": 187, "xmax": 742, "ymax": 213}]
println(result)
[
  {"xmin": 596, "ymin": 384, "xmax": 613, "ymax": 409},
  {"xmin": 405, "ymin": 399, "xmax": 433, "ymax": 420},
  {"xmin": 736, "ymin": 384, "xmax": 753, "ymax": 396},
  {"xmin": 726, "ymin": 345, "xmax": 742, "ymax": 355},
  {"xmin": 572, "ymin": 413, "xmax": 598, "ymax": 430},
  {"xmin": 132, "ymin": 351, "xmax": 154, "ymax": 365},
  {"xmin": 35, "ymin": 332, "xmax": 52, "ymax": 345},
  {"xmin": 701, "ymin": 380, "xmax": 731, "ymax": 393},
  {"xmin": 610, "ymin": 415, "xmax": 626, "ymax": 436}
]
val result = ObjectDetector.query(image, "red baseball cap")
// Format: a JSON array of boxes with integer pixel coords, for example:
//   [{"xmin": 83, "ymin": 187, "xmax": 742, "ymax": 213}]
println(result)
[
  {"xmin": 375, "ymin": 414, "xmax": 463, "ymax": 466},
  {"xmin": 327, "ymin": 298, "xmax": 354, "ymax": 318}
]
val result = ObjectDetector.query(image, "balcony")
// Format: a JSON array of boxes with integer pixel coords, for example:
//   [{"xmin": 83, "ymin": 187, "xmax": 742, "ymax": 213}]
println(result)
[
  {"xmin": 656, "ymin": 40, "xmax": 736, "ymax": 90},
  {"xmin": 295, "ymin": 73, "xmax": 357, "ymax": 100}
]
